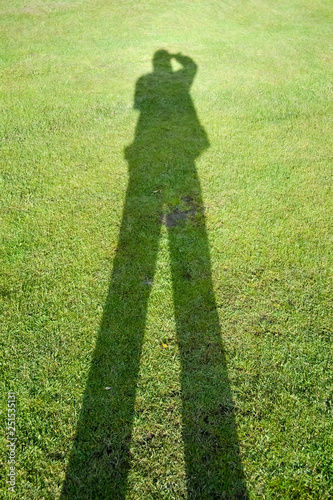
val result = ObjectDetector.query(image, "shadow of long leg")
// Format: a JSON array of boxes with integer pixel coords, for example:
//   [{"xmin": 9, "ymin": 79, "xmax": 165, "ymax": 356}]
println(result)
[
  {"xmin": 167, "ymin": 183, "xmax": 248, "ymax": 499},
  {"xmin": 61, "ymin": 178, "xmax": 161, "ymax": 499}
]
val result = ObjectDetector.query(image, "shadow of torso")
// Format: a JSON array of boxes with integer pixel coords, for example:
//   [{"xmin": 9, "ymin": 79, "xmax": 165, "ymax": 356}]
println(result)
[{"xmin": 124, "ymin": 59, "xmax": 209, "ymax": 202}]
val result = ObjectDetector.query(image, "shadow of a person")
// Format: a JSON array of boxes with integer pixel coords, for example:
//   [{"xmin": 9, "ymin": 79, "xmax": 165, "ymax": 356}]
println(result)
[{"xmin": 62, "ymin": 50, "xmax": 248, "ymax": 499}]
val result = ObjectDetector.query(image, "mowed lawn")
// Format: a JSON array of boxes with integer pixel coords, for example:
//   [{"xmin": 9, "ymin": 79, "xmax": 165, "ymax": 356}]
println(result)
[{"xmin": 0, "ymin": 0, "xmax": 332, "ymax": 498}]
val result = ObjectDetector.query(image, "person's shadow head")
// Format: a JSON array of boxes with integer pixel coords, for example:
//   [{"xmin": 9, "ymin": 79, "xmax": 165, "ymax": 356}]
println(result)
[{"xmin": 152, "ymin": 49, "xmax": 173, "ymax": 73}]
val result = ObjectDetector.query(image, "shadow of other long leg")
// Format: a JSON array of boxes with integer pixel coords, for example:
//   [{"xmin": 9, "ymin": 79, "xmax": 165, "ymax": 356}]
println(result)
[
  {"xmin": 61, "ymin": 180, "xmax": 161, "ymax": 499},
  {"xmin": 167, "ymin": 187, "xmax": 248, "ymax": 499}
]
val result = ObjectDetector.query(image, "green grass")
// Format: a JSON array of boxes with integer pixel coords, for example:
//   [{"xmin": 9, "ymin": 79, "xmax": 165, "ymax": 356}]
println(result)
[{"xmin": 0, "ymin": 0, "xmax": 332, "ymax": 498}]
